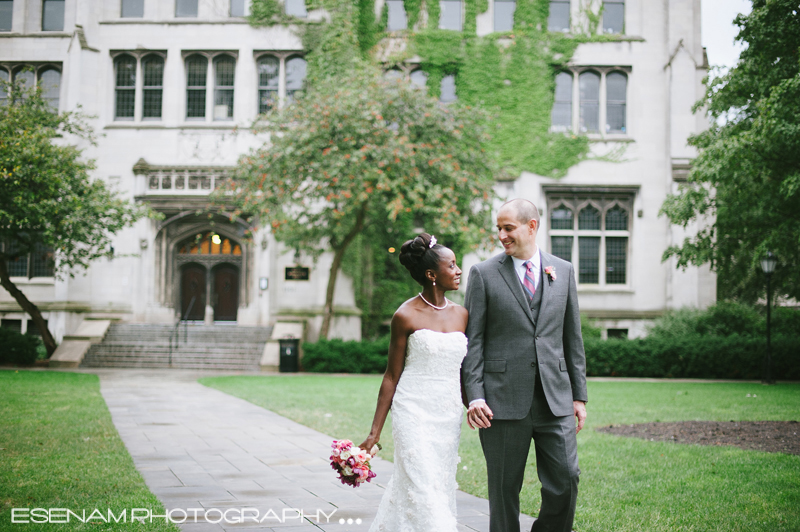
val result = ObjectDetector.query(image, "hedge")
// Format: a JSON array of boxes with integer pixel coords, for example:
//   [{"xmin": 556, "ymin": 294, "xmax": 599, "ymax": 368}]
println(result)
[
  {"xmin": 0, "ymin": 328, "xmax": 40, "ymax": 366},
  {"xmin": 302, "ymin": 336, "xmax": 390, "ymax": 374},
  {"xmin": 303, "ymin": 332, "xmax": 800, "ymax": 380},
  {"xmin": 585, "ymin": 334, "xmax": 800, "ymax": 380}
]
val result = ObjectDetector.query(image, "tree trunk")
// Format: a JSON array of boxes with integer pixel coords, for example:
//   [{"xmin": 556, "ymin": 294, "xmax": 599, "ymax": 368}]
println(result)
[
  {"xmin": 319, "ymin": 206, "xmax": 367, "ymax": 340},
  {"xmin": 0, "ymin": 259, "xmax": 58, "ymax": 356}
]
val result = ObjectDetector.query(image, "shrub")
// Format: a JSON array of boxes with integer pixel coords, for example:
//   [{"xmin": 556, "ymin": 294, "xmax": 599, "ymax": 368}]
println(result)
[
  {"xmin": 0, "ymin": 328, "xmax": 40, "ymax": 366},
  {"xmin": 585, "ymin": 333, "xmax": 800, "ymax": 380},
  {"xmin": 302, "ymin": 336, "xmax": 390, "ymax": 374}
]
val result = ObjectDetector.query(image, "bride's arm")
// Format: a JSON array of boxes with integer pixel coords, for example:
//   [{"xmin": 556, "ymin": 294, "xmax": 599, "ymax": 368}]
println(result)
[{"xmin": 359, "ymin": 312, "xmax": 410, "ymax": 453}]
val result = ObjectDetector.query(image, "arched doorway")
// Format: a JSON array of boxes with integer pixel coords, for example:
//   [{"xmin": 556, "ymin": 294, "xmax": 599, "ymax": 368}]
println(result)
[
  {"xmin": 212, "ymin": 264, "xmax": 239, "ymax": 321},
  {"xmin": 180, "ymin": 264, "xmax": 206, "ymax": 321},
  {"xmin": 176, "ymin": 232, "xmax": 243, "ymax": 322}
]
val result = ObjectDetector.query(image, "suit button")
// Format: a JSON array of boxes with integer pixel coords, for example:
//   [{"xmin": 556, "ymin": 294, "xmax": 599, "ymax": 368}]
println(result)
[{"xmin": 531, "ymin": 362, "xmax": 535, "ymax": 367}]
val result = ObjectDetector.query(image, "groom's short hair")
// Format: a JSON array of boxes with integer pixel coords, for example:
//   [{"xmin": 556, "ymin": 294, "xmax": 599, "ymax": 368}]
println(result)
[{"xmin": 502, "ymin": 198, "xmax": 540, "ymax": 225}]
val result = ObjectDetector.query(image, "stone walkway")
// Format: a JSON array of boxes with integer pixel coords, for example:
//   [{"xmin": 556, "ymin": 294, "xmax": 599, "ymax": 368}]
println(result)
[{"xmin": 87, "ymin": 369, "xmax": 536, "ymax": 532}]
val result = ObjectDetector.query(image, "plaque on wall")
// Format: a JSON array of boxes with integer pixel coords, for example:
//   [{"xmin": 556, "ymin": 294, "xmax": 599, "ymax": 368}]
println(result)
[{"xmin": 285, "ymin": 267, "xmax": 310, "ymax": 281}]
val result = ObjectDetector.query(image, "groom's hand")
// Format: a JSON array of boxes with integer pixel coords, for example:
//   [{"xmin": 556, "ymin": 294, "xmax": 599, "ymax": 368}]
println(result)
[
  {"xmin": 573, "ymin": 401, "xmax": 587, "ymax": 434},
  {"xmin": 467, "ymin": 400, "xmax": 493, "ymax": 430}
]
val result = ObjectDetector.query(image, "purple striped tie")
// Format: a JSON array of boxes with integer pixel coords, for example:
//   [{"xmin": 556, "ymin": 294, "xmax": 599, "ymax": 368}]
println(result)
[{"xmin": 522, "ymin": 261, "xmax": 536, "ymax": 300}]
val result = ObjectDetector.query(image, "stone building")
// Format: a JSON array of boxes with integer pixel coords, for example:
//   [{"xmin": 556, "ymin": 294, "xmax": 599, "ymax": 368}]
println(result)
[{"xmin": 0, "ymin": 0, "xmax": 713, "ymax": 361}]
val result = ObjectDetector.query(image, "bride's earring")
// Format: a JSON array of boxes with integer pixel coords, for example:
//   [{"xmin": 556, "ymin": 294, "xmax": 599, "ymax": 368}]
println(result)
[{"xmin": 432, "ymin": 280, "xmax": 436, "ymax": 286}]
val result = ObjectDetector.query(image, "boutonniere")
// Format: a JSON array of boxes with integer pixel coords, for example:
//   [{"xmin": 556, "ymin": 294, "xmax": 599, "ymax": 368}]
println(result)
[{"xmin": 544, "ymin": 266, "xmax": 557, "ymax": 284}]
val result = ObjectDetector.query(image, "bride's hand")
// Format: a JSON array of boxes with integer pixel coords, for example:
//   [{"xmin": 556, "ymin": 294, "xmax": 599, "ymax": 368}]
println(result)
[{"xmin": 358, "ymin": 437, "xmax": 380, "ymax": 455}]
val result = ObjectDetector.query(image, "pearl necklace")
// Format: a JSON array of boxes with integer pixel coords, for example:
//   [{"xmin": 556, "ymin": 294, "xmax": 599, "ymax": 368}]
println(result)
[{"xmin": 418, "ymin": 293, "xmax": 448, "ymax": 310}]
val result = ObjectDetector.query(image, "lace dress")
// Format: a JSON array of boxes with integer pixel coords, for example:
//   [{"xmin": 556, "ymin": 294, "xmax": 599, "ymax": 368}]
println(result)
[{"xmin": 369, "ymin": 329, "xmax": 468, "ymax": 532}]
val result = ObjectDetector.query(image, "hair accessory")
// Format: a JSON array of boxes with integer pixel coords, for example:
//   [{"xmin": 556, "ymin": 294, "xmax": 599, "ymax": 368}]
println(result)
[{"xmin": 429, "ymin": 235, "xmax": 437, "ymax": 248}]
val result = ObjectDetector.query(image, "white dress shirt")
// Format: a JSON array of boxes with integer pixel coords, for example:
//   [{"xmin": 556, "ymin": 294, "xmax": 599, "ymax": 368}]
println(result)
[
  {"xmin": 469, "ymin": 247, "xmax": 540, "ymax": 408},
  {"xmin": 511, "ymin": 247, "xmax": 541, "ymax": 293}
]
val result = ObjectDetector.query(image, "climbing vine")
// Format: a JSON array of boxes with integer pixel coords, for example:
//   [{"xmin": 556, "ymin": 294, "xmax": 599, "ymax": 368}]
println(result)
[{"xmin": 246, "ymin": 0, "xmax": 624, "ymax": 337}]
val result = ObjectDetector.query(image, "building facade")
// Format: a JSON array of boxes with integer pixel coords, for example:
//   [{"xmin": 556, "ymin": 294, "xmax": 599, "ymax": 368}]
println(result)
[{"xmin": 0, "ymin": 0, "xmax": 713, "ymax": 344}]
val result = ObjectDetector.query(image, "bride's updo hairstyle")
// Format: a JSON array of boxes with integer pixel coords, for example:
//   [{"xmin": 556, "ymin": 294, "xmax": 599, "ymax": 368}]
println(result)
[{"xmin": 399, "ymin": 233, "xmax": 444, "ymax": 287}]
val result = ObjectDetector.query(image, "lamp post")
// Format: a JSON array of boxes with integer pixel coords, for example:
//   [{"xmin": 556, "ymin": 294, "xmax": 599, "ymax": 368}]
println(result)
[{"xmin": 759, "ymin": 251, "xmax": 778, "ymax": 385}]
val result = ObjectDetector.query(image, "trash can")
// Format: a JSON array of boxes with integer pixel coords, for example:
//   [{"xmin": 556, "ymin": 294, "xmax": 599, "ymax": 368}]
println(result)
[{"xmin": 279, "ymin": 338, "xmax": 300, "ymax": 373}]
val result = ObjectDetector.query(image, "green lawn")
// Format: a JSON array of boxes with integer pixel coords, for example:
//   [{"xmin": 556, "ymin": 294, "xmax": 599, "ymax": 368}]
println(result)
[
  {"xmin": 0, "ymin": 370, "xmax": 179, "ymax": 531},
  {"xmin": 201, "ymin": 375, "xmax": 800, "ymax": 532}
]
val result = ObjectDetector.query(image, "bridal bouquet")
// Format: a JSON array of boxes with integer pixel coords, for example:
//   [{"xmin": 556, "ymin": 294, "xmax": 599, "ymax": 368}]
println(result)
[{"xmin": 330, "ymin": 439, "xmax": 377, "ymax": 487}]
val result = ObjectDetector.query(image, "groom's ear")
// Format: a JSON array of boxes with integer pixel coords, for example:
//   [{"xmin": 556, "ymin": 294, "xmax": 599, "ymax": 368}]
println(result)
[{"xmin": 529, "ymin": 219, "xmax": 538, "ymax": 233}]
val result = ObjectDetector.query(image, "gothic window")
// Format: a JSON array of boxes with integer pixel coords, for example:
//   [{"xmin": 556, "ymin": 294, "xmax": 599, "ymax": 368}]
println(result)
[
  {"xmin": 579, "ymin": 71, "xmax": 600, "ymax": 133},
  {"xmin": 547, "ymin": 196, "xmax": 632, "ymax": 286},
  {"xmin": 603, "ymin": 0, "xmax": 624, "ymax": 34},
  {"xmin": 142, "ymin": 55, "xmax": 164, "ymax": 119},
  {"xmin": 115, "ymin": 55, "xmax": 136, "ymax": 120},
  {"xmin": 2, "ymin": 241, "xmax": 55, "ymax": 278},
  {"xmin": 257, "ymin": 55, "xmax": 279, "ymax": 113},
  {"xmin": 439, "ymin": 1, "xmax": 462, "ymax": 31},
  {"xmin": 410, "ymin": 69, "xmax": 428, "ymax": 91},
  {"xmin": 494, "ymin": 0, "xmax": 515, "ymax": 32},
  {"xmin": 213, "ymin": 55, "xmax": 236, "ymax": 120},
  {"xmin": 186, "ymin": 54, "xmax": 207, "ymax": 119},
  {"xmin": 606, "ymin": 71, "xmax": 627, "ymax": 133},
  {"xmin": 387, "ymin": 0, "xmax": 407, "ymax": 31},
  {"xmin": 39, "ymin": 68, "xmax": 60, "ymax": 110},
  {"xmin": 0, "ymin": 68, "xmax": 8, "ymax": 105},
  {"xmin": 179, "ymin": 233, "xmax": 242, "ymax": 256},
  {"xmin": 548, "ymin": 0, "xmax": 570, "ymax": 32},
  {"xmin": 383, "ymin": 68, "xmax": 404, "ymax": 81},
  {"xmin": 440, "ymin": 74, "xmax": 456, "ymax": 103},
  {"xmin": 286, "ymin": 56, "xmax": 307, "ymax": 103},
  {"xmin": 551, "ymin": 71, "xmax": 572, "ymax": 132}
]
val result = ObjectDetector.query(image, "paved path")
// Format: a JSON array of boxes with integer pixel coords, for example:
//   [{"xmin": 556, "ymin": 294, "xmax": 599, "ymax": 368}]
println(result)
[{"xmin": 87, "ymin": 369, "xmax": 536, "ymax": 532}]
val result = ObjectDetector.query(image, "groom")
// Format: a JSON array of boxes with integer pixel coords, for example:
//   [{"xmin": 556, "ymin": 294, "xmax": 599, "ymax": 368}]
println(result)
[{"xmin": 462, "ymin": 198, "xmax": 588, "ymax": 532}]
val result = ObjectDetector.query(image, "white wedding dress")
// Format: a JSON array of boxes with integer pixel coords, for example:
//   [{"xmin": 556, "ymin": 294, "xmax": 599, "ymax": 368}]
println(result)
[{"xmin": 369, "ymin": 329, "xmax": 468, "ymax": 532}]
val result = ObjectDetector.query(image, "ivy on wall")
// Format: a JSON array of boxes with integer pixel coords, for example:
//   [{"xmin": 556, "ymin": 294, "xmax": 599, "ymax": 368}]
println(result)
[{"xmin": 247, "ymin": 0, "xmax": 619, "ymax": 337}]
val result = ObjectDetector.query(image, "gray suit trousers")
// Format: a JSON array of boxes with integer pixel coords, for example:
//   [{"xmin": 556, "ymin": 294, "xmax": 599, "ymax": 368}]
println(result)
[{"xmin": 479, "ymin": 378, "xmax": 579, "ymax": 532}]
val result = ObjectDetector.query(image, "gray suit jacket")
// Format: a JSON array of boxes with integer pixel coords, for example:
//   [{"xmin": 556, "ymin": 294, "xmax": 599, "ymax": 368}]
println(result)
[{"xmin": 461, "ymin": 251, "xmax": 588, "ymax": 419}]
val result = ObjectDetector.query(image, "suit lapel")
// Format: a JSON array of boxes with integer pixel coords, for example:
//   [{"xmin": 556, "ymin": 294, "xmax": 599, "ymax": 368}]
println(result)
[
  {"xmin": 497, "ymin": 255, "xmax": 535, "ymax": 326},
  {"xmin": 538, "ymin": 250, "xmax": 554, "ymax": 321}
]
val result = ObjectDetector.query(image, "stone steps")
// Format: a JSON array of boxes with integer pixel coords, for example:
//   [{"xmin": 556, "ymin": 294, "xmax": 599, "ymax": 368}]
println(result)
[{"xmin": 80, "ymin": 323, "xmax": 273, "ymax": 370}]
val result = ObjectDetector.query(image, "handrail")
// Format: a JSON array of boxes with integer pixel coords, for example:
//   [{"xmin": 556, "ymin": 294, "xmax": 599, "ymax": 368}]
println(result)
[{"xmin": 168, "ymin": 295, "xmax": 196, "ymax": 367}]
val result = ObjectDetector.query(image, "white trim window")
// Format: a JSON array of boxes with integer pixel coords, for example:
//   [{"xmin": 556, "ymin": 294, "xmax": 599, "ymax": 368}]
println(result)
[
  {"xmin": 602, "ymin": 0, "xmax": 624, "ymax": 34},
  {"xmin": 386, "ymin": 0, "xmax": 407, "ymax": 31},
  {"xmin": 439, "ymin": 0, "xmax": 462, "ymax": 31},
  {"xmin": 42, "ymin": 0, "xmax": 64, "ymax": 31},
  {"xmin": 2, "ymin": 241, "xmax": 55, "ymax": 279},
  {"xmin": 547, "ymin": 0, "xmax": 570, "ymax": 32},
  {"xmin": 176, "ymin": 0, "xmax": 198, "ymax": 18},
  {"xmin": 183, "ymin": 52, "xmax": 238, "ymax": 121},
  {"xmin": 0, "ymin": 0, "xmax": 13, "ymax": 31},
  {"xmin": 550, "ymin": 67, "xmax": 629, "ymax": 136},
  {"xmin": 112, "ymin": 52, "xmax": 165, "ymax": 121},
  {"xmin": 121, "ymin": 0, "xmax": 144, "ymax": 18},
  {"xmin": 1, "ymin": 64, "xmax": 61, "ymax": 110},
  {"xmin": 547, "ymin": 196, "xmax": 632, "ymax": 286},
  {"xmin": 494, "ymin": 0, "xmax": 515, "ymax": 32},
  {"xmin": 255, "ymin": 52, "xmax": 307, "ymax": 113}
]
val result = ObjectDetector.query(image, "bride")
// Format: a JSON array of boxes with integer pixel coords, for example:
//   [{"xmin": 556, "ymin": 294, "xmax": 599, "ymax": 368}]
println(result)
[{"xmin": 359, "ymin": 233, "xmax": 468, "ymax": 532}]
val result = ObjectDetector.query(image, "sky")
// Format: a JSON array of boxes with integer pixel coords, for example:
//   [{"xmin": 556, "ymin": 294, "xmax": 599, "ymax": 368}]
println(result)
[{"xmin": 702, "ymin": 0, "xmax": 753, "ymax": 69}]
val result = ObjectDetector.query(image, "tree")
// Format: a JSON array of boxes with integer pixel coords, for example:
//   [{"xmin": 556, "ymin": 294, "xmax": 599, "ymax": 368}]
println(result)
[
  {"xmin": 660, "ymin": 0, "xmax": 800, "ymax": 303},
  {"xmin": 229, "ymin": 68, "xmax": 497, "ymax": 339},
  {"xmin": 0, "ymin": 77, "xmax": 147, "ymax": 356}
]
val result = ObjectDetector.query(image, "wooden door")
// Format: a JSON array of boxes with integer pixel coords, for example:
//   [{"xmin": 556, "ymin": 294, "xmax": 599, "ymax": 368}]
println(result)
[
  {"xmin": 213, "ymin": 264, "xmax": 239, "ymax": 321},
  {"xmin": 180, "ymin": 264, "xmax": 206, "ymax": 321}
]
